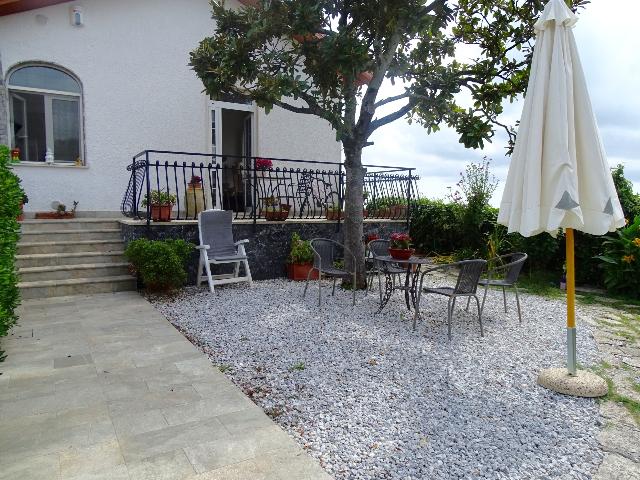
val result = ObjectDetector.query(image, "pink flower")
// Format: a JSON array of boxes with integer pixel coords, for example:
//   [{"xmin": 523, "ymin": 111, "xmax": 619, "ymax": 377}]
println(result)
[{"xmin": 256, "ymin": 158, "xmax": 273, "ymax": 170}]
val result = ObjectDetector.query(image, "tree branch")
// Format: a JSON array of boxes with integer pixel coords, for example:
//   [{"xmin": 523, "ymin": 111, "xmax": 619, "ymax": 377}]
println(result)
[
  {"xmin": 374, "ymin": 92, "xmax": 410, "ymax": 108},
  {"xmin": 368, "ymin": 100, "xmax": 416, "ymax": 135}
]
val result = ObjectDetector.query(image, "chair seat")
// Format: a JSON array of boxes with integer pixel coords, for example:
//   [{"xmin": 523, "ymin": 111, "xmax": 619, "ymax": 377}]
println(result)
[
  {"xmin": 380, "ymin": 265, "xmax": 406, "ymax": 274},
  {"xmin": 211, "ymin": 254, "xmax": 246, "ymax": 262},
  {"xmin": 423, "ymin": 286, "xmax": 455, "ymax": 296},
  {"xmin": 478, "ymin": 278, "xmax": 512, "ymax": 287},
  {"xmin": 320, "ymin": 266, "xmax": 350, "ymax": 276}
]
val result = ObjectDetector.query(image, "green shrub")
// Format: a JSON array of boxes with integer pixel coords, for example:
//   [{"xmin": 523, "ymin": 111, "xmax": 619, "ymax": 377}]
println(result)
[
  {"xmin": 612, "ymin": 164, "xmax": 640, "ymax": 221},
  {"xmin": 596, "ymin": 216, "xmax": 640, "ymax": 296},
  {"xmin": 0, "ymin": 144, "xmax": 23, "ymax": 338},
  {"xmin": 141, "ymin": 190, "xmax": 177, "ymax": 206},
  {"xmin": 288, "ymin": 233, "xmax": 313, "ymax": 264},
  {"xmin": 125, "ymin": 238, "xmax": 194, "ymax": 292}
]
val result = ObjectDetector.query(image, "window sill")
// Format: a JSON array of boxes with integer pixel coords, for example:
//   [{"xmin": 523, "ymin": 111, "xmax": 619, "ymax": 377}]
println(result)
[{"xmin": 9, "ymin": 162, "xmax": 88, "ymax": 169}]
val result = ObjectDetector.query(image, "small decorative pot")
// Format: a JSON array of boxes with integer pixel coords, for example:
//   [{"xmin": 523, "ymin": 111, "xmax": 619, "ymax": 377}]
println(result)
[
  {"xmin": 287, "ymin": 263, "xmax": 318, "ymax": 281},
  {"xmin": 265, "ymin": 204, "xmax": 291, "ymax": 221},
  {"xmin": 388, "ymin": 248, "xmax": 414, "ymax": 260},
  {"xmin": 325, "ymin": 210, "xmax": 344, "ymax": 221},
  {"xmin": 151, "ymin": 204, "xmax": 173, "ymax": 222}
]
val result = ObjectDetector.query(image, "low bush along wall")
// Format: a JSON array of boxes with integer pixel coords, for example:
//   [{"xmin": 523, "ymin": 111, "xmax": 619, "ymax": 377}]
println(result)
[
  {"xmin": 120, "ymin": 220, "xmax": 406, "ymax": 284},
  {"xmin": 409, "ymin": 198, "xmax": 639, "ymax": 292},
  {"xmin": 0, "ymin": 145, "xmax": 24, "ymax": 340}
]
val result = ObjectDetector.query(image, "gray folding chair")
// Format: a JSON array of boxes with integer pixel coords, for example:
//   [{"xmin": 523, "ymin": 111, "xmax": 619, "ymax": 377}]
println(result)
[
  {"xmin": 367, "ymin": 239, "xmax": 406, "ymax": 301},
  {"xmin": 303, "ymin": 238, "xmax": 356, "ymax": 306},
  {"xmin": 415, "ymin": 259, "xmax": 487, "ymax": 339},
  {"xmin": 196, "ymin": 210, "xmax": 252, "ymax": 293},
  {"xmin": 468, "ymin": 252, "xmax": 528, "ymax": 322}
]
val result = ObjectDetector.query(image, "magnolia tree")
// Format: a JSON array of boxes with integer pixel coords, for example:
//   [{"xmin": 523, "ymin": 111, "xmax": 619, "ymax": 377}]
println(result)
[{"xmin": 190, "ymin": 0, "xmax": 589, "ymax": 287}]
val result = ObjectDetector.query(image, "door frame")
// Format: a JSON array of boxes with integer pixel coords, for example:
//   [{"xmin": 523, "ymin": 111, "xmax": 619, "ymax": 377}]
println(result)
[{"xmin": 209, "ymin": 100, "xmax": 257, "ymax": 210}]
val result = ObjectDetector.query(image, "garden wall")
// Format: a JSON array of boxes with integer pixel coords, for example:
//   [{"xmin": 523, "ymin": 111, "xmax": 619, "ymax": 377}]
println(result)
[{"xmin": 120, "ymin": 219, "xmax": 406, "ymax": 283}]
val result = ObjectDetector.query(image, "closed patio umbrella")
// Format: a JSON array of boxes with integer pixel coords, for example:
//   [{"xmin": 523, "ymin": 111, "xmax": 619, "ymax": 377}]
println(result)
[{"xmin": 498, "ymin": 0, "xmax": 624, "ymax": 393}]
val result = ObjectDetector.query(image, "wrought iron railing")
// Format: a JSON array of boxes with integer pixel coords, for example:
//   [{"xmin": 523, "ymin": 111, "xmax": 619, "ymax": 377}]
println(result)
[{"xmin": 121, "ymin": 150, "xmax": 419, "ymax": 227}]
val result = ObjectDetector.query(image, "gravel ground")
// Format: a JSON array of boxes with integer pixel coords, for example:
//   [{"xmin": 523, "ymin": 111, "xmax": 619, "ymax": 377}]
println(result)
[{"xmin": 152, "ymin": 278, "xmax": 604, "ymax": 480}]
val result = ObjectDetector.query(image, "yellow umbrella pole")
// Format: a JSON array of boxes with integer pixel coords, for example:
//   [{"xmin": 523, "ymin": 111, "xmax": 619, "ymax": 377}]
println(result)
[{"xmin": 566, "ymin": 228, "xmax": 577, "ymax": 375}]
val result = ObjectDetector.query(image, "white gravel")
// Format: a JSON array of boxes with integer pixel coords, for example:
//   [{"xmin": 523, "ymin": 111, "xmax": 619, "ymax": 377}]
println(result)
[{"xmin": 152, "ymin": 278, "xmax": 604, "ymax": 480}]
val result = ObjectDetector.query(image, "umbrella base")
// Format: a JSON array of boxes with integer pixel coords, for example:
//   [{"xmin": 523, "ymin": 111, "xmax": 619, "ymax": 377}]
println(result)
[{"xmin": 537, "ymin": 368, "xmax": 608, "ymax": 398}]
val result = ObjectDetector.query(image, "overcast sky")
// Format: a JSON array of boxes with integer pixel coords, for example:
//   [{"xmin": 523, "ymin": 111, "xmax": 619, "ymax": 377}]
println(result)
[{"xmin": 362, "ymin": 1, "xmax": 640, "ymax": 206}]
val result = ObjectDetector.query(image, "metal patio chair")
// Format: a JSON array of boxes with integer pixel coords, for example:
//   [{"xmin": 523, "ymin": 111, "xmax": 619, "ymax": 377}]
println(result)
[
  {"xmin": 196, "ymin": 210, "xmax": 252, "ymax": 293},
  {"xmin": 367, "ymin": 239, "xmax": 406, "ymax": 301},
  {"xmin": 303, "ymin": 238, "xmax": 356, "ymax": 306},
  {"xmin": 415, "ymin": 259, "xmax": 487, "ymax": 339},
  {"xmin": 467, "ymin": 252, "xmax": 528, "ymax": 322}
]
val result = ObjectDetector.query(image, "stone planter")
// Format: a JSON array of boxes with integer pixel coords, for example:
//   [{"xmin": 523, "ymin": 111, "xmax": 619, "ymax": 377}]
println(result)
[
  {"xmin": 35, "ymin": 211, "xmax": 75, "ymax": 219},
  {"xmin": 185, "ymin": 185, "xmax": 205, "ymax": 218},
  {"xmin": 287, "ymin": 263, "xmax": 318, "ymax": 281},
  {"xmin": 151, "ymin": 204, "xmax": 173, "ymax": 222}
]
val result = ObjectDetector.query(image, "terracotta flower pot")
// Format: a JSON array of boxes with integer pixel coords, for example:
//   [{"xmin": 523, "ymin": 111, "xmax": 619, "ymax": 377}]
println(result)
[
  {"xmin": 325, "ymin": 210, "xmax": 343, "ymax": 221},
  {"xmin": 287, "ymin": 263, "xmax": 318, "ymax": 281},
  {"xmin": 35, "ymin": 211, "xmax": 75, "ymax": 219},
  {"xmin": 388, "ymin": 248, "xmax": 414, "ymax": 260},
  {"xmin": 17, "ymin": 202, "xmax": 24, "ymax": 221},
  {"xmin": 264, "ymin": 204, "xmax": 291, "ymax": 221},
  {"xmin": 151, "ymin": 204, "xmax": 172, "ymax": 222}
]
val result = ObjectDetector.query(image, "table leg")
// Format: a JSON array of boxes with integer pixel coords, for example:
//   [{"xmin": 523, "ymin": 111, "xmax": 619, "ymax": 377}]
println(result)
[
  {"xmin": 377, "ymin": 272, "xmax": 394, "ymax": 313},
  {"xmin": 410, "ymin": 264, "xmax": 422, "ymax": 309},
  {"xmin": 404, "ymin": 267, "xmax": 412, "ymax": 310}
]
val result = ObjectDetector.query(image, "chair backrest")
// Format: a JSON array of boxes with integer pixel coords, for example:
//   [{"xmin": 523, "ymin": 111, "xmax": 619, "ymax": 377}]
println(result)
[
  {"xmin": 504, "ymin": 252, "xmax": 528, "ymax": 284},
  {"xmin": 368, "ymin": 239, "xmax": 390, "ymax": 270},
  {"xmin": 454, "ymin": 259, "xmax": 487, "ymax": 294},
  {"xmin": 198, "ymin": 210, "xmax": 237, "ymax": 257},
  {"xmin": 310, "ymin": 238, "xmax": 340, "ymax": 271}
]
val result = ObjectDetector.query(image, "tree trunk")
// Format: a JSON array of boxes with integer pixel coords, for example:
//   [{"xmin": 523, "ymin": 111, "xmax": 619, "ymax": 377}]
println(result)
[{"xmin": 343, "ymin": 145, "xmax": 367, "ymax": 289}]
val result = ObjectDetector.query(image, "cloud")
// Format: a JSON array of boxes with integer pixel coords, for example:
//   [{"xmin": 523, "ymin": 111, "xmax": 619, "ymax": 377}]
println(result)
[{"xmin": 361, "ymin": 0, "xmax": 640, "ymax": 204}]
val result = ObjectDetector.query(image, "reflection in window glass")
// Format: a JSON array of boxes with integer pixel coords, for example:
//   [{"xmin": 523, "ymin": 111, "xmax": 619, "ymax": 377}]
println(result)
[
  {"xmin": 52, "ymin": 99, "xmax": 80, "ymax": 163},
  {"xmin": 9, "ymin": 66, "xmax": 81, "ymax": 93}
]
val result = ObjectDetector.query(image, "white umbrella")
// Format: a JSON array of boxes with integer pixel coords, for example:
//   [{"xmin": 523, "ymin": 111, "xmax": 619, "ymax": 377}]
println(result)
[{"xmin": 498, "ymin": 0, "xmax": 624, "ymax": 388}]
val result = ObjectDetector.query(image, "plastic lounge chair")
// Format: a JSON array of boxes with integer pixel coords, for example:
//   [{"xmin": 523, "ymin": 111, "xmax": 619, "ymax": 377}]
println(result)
[
  {"xmin": 302, "ymin": 238, "xmax": 356, "ymax": 306},
  {"xmin": 415, "ymin": 259, "xmax": 487, "ymax": 339},
  {"xmin": 196, "ymin": 210, "xmax": 252, "ymax": 293},
  {"xmin": 468, "ymin": 252, "xmax": 528, "ymax": 322},
  {"xmin": 367, "ymin": 239, "xmax": 407, "ymax": 301}
]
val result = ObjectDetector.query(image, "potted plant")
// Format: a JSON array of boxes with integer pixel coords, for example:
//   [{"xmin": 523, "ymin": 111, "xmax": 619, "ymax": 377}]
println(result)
[
  {"xmin": 142, "ymin": 190, "xmax": 176, "ymax": 222},
  {"xmin": 186, "ymin": 175, "xmax": 204, "ymax": 218},
  {"xmin": 255, "ymin": 158, "xmax": 273, "ymax": 170},
  {"xmin": 287, "ymin": 232, "xmax": 318, "ymax": 281},
  {"xmin": 264, "ymin": 196, "xmax": 290, "ymax": 221},
  {"xmin": 325, "ymin": 205, "xmax": 343, "ymax": 221},
  {"xmin": 17, "ymin": 193, "xmax": 28, "ymax": 221},
  {"xmin": 388, "ymin": 232, "xmax": 414, "ymax": 260},
  {"xmin": 35, "ymin": 200, "xmax": 78, "ymax": 219}
]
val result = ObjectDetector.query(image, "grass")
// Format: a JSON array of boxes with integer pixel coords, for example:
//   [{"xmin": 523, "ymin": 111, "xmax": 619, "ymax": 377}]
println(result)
[
  {"xmin": 591, "ymin": 362, "xmax": 640, "ymax": 426},
  {"xmin": 289, "ymin": 361, "xmax": 306, "ymax": 371},
  {"xmin": 218, "ymin": 364, "xmax": 232, "ymax": 373},
  {"xmin": 518, "ymin": 271, "xmax": 564, "ymax": 299}
]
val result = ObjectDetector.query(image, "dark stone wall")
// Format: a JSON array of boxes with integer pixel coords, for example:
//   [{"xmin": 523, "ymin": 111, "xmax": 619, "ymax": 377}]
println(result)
[{"xmin": 120, "ymin": 220, "xmax": 407, "ymax": 283}]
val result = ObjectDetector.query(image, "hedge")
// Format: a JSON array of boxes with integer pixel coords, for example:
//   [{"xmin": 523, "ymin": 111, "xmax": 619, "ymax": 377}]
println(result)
[{"xmin": 0, "ymin": 145, "xmax": 23, "ymax": 338}]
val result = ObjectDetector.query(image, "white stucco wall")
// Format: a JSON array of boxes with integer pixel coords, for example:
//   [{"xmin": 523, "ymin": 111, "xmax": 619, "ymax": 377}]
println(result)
[{"xmin": 0, "ymin": 0, "xmax": 341, "ymax": 212}]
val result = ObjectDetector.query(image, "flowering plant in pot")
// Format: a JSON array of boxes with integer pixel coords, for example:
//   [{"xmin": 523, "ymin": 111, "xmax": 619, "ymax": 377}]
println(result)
[
  {"xmin": 188, "ymin": 175, "xmax": 202, "ymax": 188},
  {"xmin": 287, "ymin": 232, "xmax": 318, "ymax": 281},
  {"xmin": 17, "ymin": 193, "xmax": 28, "ymax": 221},
  {"xmin": 325, "ymin": 205, "xmax": 343, "ymax": 221},
  {"xmin": 255, "ymin": 158, "xmax": 273, "ymax": 170},
  {"xmin": 389, "ymin": 232, "xmax": 414, "ymax": 260},
  {"xmin": 142, "ymin": 190, "xmax": 176, "ymax": 222},
  {"xmin": 264, "ymin": 196, "xmax": 290, "ymax": 221}
]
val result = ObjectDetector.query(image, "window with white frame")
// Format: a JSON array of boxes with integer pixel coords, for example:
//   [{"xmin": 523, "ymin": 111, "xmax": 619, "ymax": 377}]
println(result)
[{"xmin": 8, "ymin": 65, "xmax": 83, "ymax": 164}]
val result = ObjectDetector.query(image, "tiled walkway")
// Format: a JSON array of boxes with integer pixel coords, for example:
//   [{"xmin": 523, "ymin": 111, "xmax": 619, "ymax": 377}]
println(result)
[{"xmin": 0, "ymin": 292, "xmax": 331, "ymax": 480}]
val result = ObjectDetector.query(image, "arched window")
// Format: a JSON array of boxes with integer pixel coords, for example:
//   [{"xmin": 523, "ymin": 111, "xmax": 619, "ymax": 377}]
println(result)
[{"xmin": 8, "ymin": 64, "xmax": 83, "ymax": 164}]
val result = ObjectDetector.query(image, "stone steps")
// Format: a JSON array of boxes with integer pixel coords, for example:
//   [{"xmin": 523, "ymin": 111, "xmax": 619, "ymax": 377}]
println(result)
[
  {"xmin": 19, "ymin": 229, "xmax": 122, "ymax": 243},
  {"xmin": 19, "ymin": 218, "xmax": 121, "ymax": 232},
  {"xmin": 18, "ymin": 262, "xmax": 131, "ymax": 283},
  {"xmin": 16, "ymin": 251, "xmax": 127, "ymax": 268},
  {"xmin": 16, "ymin": 218, "xmax": 136, "ymax": 298},
  {"xmin": 18, "ymin": 275, "xmax": 137, "ymax": 300},
  {"xmin": 17, "ymin": 239, "xmax": 125, "ymax": 255}
]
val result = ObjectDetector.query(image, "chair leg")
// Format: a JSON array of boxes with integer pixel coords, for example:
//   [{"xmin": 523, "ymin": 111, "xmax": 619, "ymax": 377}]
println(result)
[
  {"xmin": 413, "ymin": 290, "xmax": 423, "ymax": 330},
  {"xmin": 502, "ymin": 286, "xmax": 507, "ymax": 312},
  {"xmin": 318, "ymin": 270, "xmax": 322, "ymax": 307},
  {"xmin": 377, "ymin": 273, "xmax": 383, "ymax": 303},
  {"xmin": 303, "ymin": 267, "xmax": 314, "ymax": 299},
  {"xmin": 244, "ymin": 259, "xmax": 253, "ymax": 286},
  {"xmin": 447, "ymin": 297, "xmax": 454, "ymax": 340},
  {"xmin": 480, "ymin": 283, "xmax": 489, "ymax": 317},
  {"xmin": 233, "ymin": 261, "xmax": 240, "ymax": 278},
  {"xmin": 204, "ymin": 261, "xmax": 215, "ymax": 294},
  {"xmin": 474, "ymin": 295, "xmax": 484, "ymax": 337},
  {"xmin": 465, "ymin": 296, "xmax": 471, "ymax": 312},
  {"xmin": 514, "ymin": 285, "xmax": 522, "ymax": 323},
  {"xmin": 332, "ymin": 277, "xmax": 337, "ymax": 296},
  {"xmin": 196, "ymin": 255, "xmax": 204, "ymax": 288}
]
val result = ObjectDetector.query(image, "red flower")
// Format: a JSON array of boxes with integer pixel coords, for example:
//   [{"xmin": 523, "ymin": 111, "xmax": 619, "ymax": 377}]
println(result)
[
  {"xmin": 256, "ymin": 158, "xmax": 273, "ymax": 170},
  {"xmin": 390, "ymin": 232, "xmax": 411, "ymax": 249}
]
